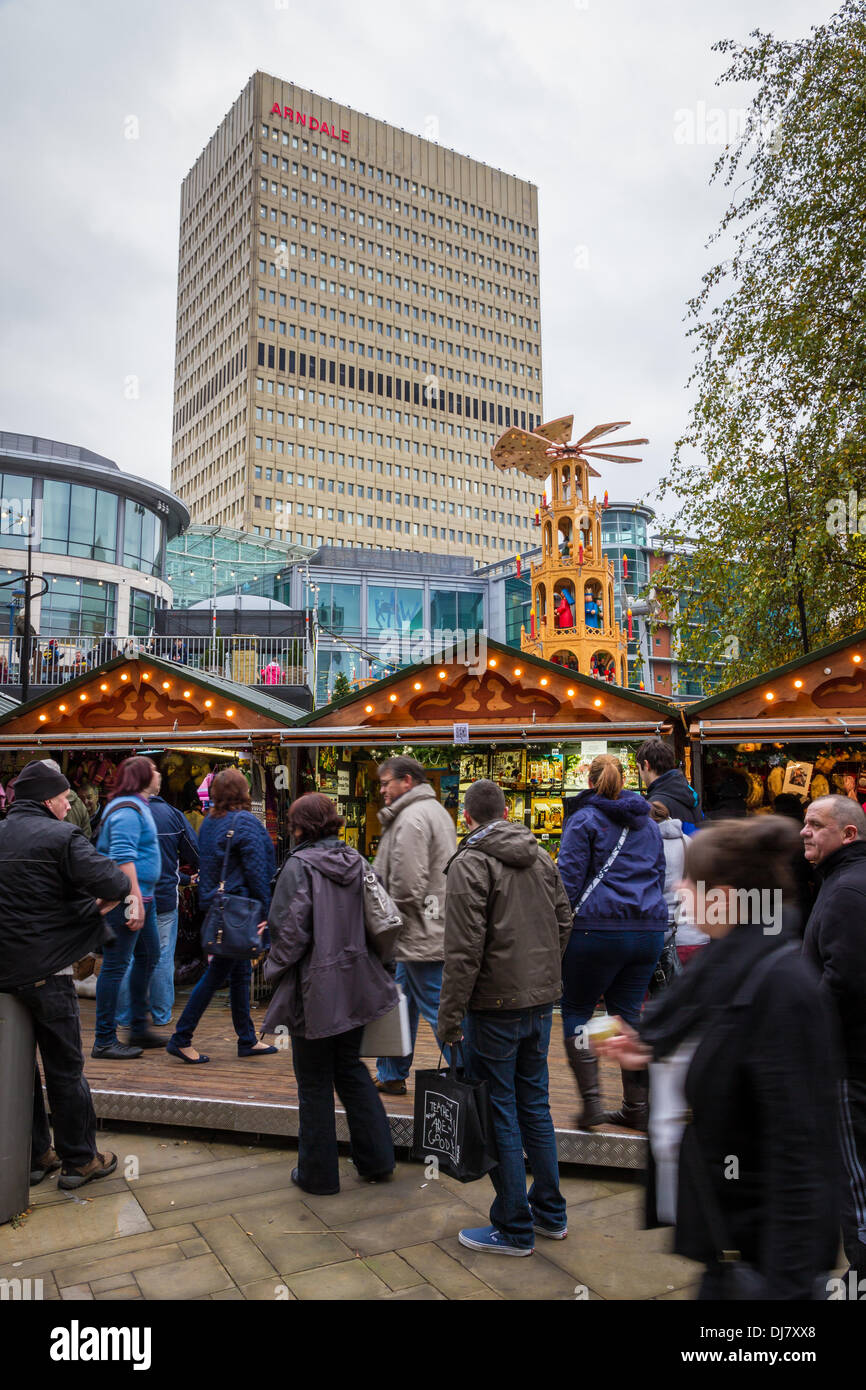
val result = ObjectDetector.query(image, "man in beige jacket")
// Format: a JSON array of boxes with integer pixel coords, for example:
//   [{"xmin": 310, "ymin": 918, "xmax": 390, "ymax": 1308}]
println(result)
[{"xmin": 373, "ymin": 756, "xmax": 457, "ymax": 1095}]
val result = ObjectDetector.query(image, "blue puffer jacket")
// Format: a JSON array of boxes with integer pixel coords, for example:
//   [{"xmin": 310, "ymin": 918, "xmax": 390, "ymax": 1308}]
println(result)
[
  {"xmin": 558, "ymin": 788, "xmax": 667, "ymax": 932},
  {"xmin": 198, "ymin": 810, "xmax": 276, "ymax": 913}
]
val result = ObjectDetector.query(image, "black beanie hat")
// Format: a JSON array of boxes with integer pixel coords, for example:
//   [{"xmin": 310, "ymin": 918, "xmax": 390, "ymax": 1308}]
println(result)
[{"xmin": 14, "ymin": 759, "xmax": 70, "ymax": 802}]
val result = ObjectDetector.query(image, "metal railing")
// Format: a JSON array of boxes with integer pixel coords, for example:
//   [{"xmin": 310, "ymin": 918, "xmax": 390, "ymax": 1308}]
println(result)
[{"xmin": 0, "ymin": 634, "xmax": 311, "ymax": 688}]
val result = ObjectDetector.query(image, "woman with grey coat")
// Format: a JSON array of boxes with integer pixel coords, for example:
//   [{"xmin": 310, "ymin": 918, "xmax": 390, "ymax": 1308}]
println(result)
[{"xmin": 263, "ymin": 793, "xmax": 397, "ymax": 1195}]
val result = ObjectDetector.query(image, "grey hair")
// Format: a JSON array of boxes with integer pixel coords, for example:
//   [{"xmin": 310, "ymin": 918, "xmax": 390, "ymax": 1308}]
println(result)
[{"xmin": 809, "ymin": 795, "xmax": 866, "ymax": 840}]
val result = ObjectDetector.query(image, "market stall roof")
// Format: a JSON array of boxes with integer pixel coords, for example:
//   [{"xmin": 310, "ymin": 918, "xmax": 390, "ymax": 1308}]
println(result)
[
  {"xmin": 0, "ymin": 692, "xmax": 18, "ymax": 716},
  {"xmin": 295, "ymin": 637, "xmax": 673, "ymax": 744},
  {"xmin": 686, "ymin": 627, "xmax": 866, "ymax": 742},
  {"xmin": 0, "ymin": 654, "xmax": 305, "ymax": 747}
]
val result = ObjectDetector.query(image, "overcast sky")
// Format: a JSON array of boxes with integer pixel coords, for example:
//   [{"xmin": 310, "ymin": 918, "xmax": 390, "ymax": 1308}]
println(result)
[{"xmin": 0, "ymin": 0, "xmax": 839, "ymax": 526}]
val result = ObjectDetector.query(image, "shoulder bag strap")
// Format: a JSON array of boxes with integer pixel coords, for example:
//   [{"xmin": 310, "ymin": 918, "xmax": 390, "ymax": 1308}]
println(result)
[
  {"xmin": 218, "ymin": 812, "xmax": 237, "ymax": 892},
  {"xmin": 101, "ymin": 798, "xmax": 146, "ymax": 825},
  {"xmin": 575, "ymin": 825, "xmax": 629, "ymax": 912}
]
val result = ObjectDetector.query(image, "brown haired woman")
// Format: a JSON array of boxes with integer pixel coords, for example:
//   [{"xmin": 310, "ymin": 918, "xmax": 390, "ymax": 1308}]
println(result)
[
  {"xmin": 167, "ymin": 768, "xmax": 277, "ymax": 1063},
  {"xmin": 557, "ymin": 753, "xmax": 667, "ymax": 1131},
  {"xmin": 596, "ymin": 816, "xmax": 840, "ymax": 1300},
  {"xmin": 262, "ymin": 792, "xmax": 397, "ymax": 1194}
]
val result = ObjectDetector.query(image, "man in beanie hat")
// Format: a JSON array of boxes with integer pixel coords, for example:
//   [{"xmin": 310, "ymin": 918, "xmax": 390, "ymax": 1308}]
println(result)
[{"xmin": 0, "ymin": 760, "xmax": 130, "ymax": 1190}]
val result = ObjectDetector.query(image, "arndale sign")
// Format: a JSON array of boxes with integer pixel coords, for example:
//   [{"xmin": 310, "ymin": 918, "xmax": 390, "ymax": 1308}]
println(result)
[{"xmin": 270, "ymin": 103, "xmax": 349, "ymax": 143}]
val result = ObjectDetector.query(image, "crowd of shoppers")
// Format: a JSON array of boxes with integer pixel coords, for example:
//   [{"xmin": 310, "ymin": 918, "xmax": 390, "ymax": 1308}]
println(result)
[{"xmin": 4, "ymin": 740, "xmax": 864, "ymax": 1300}]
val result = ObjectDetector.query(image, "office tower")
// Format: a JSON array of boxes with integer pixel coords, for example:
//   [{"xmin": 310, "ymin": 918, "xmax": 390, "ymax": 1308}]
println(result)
[{"xmin": 172, "ymin": 73, "xmax": 543, "ymax": 562}]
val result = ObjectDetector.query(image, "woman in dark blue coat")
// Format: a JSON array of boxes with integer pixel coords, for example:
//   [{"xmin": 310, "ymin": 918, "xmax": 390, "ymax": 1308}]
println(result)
[
  {"xmin": 557, "ymin": 753, "xmax": 666, "ymax": 1132},
  {"xmin": 167, "ymin": 768, "xmax": 277, "ymax": 1063}
]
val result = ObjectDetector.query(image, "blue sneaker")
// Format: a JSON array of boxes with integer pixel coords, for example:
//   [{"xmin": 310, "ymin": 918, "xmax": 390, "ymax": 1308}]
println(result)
[
  {"xmin": 532, "ymin": 1218, "xmax": 568, "ymax": 1240},
  {"xmin": 458, "ymin": 1224, "xmax": 533, "ymax": 1257}
]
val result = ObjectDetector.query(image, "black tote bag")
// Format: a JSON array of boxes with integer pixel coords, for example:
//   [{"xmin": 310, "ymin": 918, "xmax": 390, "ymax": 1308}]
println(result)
[{"xmin": 411, "ymin": 1049, "xmax": 498, "ymax": 1183}]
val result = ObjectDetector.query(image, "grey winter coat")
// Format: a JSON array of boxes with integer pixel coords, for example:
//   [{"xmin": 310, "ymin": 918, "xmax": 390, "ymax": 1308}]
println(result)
[
  {"xmin": 262, "ymin": 836, "xmax": 398, "ymax": 1040},
  {"xmin": 374, "ymin": 782, "xmax": 457, "ymax": 962}
]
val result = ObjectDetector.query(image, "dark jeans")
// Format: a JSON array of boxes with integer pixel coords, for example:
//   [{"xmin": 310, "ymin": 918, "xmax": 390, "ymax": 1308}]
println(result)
[
  {"xmin": 463, "ymin": 1006, "xmax": 566, "ymax": 1248},
  {"xmin": 561, "ymin": 928, "xmax": 665, "ymax": 1039},
  {"xmin": 11, "ymin": 975, "xmax": 97, "ymax": 1169},
  {"xmin": 171, "ymin": 956, "xmax": 257, "ymax": 1050},
  {"xmin": 292, "ymin": 1026, "xmax": 394, "ymax": 1194},
  {"xmin": 94, "ymin": 899, "xmax": 159, "ymax": 1046}
]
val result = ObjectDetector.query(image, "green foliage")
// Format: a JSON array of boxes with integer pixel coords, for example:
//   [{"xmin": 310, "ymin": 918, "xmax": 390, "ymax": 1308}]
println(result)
[{"xmin": 652, "ymin": 0, "xmax": 866, "ymax": 681}]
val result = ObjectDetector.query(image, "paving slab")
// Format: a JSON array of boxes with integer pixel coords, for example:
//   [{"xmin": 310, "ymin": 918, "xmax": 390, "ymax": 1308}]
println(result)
[
  {"xmin": 0, "ymin": 1222, "xmax": 197, "ymax": 1284},
  {"xmin": 334, "ymin": 1197, "xmax": 485, "ymax": 1258},
  {"xmin": 147, "ymin": 1185, "xmax": 310, "ymax": 1230},
  {"xmin": 533, "ymin": 1226, "xmax": 700, "ymax": 1299},
  {"xmin": 286, "ymin": 1258, "xmax": 391, "ymax": 1301},
  {"xmin": 300, "ymin": 1169, "xmax": 452, "ymax": 1225},
  {"xmin": 194, "ymin": 1215, "xmax": 278, "ymax": 1285},
  {"xmin": 94, "ymin": 1286, "xmax": 144, "ymax": 1300},
  {"xmin": 89, "ymin": 1272, "xmax": 137, "ymax": 1293},
  {"xmin": 130, "ymin": 1149, "xmax": 287, "ymax": 1190},
  {"xmin": 133, "ymin": 1161, "xmax": 296, "ymax": 1216},
  {"xmin": 381, "ymin": 1283, "xmax": 447, "ymax": 1300},
  {"xmin": 437, "ymin": 1235, "xmax": 583, "ymax": 1300},
  {"xmin": 59, "ymin": 1283, "xmax": 94, "ymax": 1300},
  {"xmin": 56, "ymin": 1242, "xmax": 187, "ymax": 1290},
  {"xmin": 362, "ymin": 1251, "xmax": 426, "ymax": 1291},
  {"xmin": 398, "ymin": 1240, "xmax": 498, "ymax": 1299},
  {"xmin": 0, "ymin": 1192, "xmax": 151, "ymax": 1262},
  {"xmin": 241, "ymin": 1277, "xmax": 298, "ymax": 1300},
  {"xmin": 135, "ymin": 1253, "xmax": 234, "ymax": 1300}
]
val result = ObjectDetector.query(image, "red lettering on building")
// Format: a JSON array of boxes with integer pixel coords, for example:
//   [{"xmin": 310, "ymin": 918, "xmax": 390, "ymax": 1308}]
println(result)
[{"xmin": 266, "ymin": 103, "xmax": 348, "ymax": 142}]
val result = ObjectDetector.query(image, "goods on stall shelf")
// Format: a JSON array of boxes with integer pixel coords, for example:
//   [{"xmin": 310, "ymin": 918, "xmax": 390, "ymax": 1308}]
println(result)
[
  {"xmin": 701, "ymin": 742, "xmax": 866, "ymax": 814},
  {"xmin": 309, "ymin": 737, "xmax": 650, "ymax": 862}
]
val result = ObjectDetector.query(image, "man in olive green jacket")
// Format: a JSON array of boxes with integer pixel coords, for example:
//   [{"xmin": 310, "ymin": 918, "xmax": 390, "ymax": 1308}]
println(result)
[
  {"xmin": 438, "ymin": 778, "xmax": 572, "ymax": 1256},
  {"xmin": 373, "ymin": 756, "xmax": 457, "ymax": 1095}
]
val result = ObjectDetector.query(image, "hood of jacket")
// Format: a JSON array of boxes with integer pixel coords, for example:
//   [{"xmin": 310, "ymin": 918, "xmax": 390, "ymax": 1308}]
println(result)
[
  {"xmin": 646, "ymin": 768, "xmax": 698, "ymax": 823},
  {"xmin": 567, "ymin": 786, "xmax": 653, "ymax": 829},
  {"xmin": 377, "ymin": 780, "xmax": 436, "ymax": 829},
  {"xmin": 293, "ymin": 835, "xmax": 363, "ymax": 885},
  {"xmin": 657, "ymin": 817, "xmax": 684, "ymax": 842},
  {"xmin": 452, "ymin": 817, "xmax": 538, "ymax": 869}
]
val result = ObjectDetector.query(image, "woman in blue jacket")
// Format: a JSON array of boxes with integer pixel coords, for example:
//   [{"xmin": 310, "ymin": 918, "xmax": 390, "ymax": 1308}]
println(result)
[
  {"xmin": 557, "ymin": 753, "xmax": 667, "ymax": 1132},
  {"xmin": 167, "ymin": 767, "xmax": 277, "ymax": 1063},
  {"xmin": 93, "ymin": 756, "xmax": 164, "ymax": 1060}
]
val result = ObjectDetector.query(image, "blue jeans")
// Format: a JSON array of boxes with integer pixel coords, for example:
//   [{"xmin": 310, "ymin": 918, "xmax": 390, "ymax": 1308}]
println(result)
[
  {"xmin": 376, "ymin": 960, "xmax": 450, "ymax": 1083},
  {"xmin": 116, "ymin": 908, "xmax": 179, "ymax": 1028},
  {"xmin": 94, "ymin": 900, "xmax": 160, "ymax": 1046},
  {"xmin": 463, "ymin": 1005, "xmax": 566, "ymax": 1248},
  {"xmin": 560, "ymin": 928, "xmax": 665, "ymax": 1040},
  {"xmin": 170, "ymin": 956, "xmax": 257, "ymax": 1051}
]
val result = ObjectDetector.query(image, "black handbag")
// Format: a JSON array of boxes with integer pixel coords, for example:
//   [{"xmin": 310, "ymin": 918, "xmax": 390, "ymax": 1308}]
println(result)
[
  {"xmin": 200, "ymin": 813, "xmax": 265, "ymax": 960},
  {"xmin": 411, "ymin": 1047, "xmax": 498, "ymax": 1183}
]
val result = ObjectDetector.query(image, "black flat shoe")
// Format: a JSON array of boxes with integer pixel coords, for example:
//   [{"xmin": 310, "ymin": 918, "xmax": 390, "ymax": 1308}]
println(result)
[
  {"xmin": 291, "ymin": 1166, "xmax": 339, "ymax": 1196},
  {"xmin": 165, "ymin": 1040, "xmax": 210, "ymax": 1064},
  {"xmin": 356, "ymin": 1170, "xmax": 395, "ymax": 1184},
  {"xmin": 91, "ymin": 1042, "xmax": 143, "ymax": 1060},
  {"xmin": 237, "ymin": 1044, "xmax": 278, "ymax": 1057}
]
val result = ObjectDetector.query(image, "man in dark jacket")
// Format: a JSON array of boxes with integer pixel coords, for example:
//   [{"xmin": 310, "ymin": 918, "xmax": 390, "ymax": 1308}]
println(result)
[
  {"xmin": 802, "ymin": 794, "xmax": 866, "ymax": 1281},
  {"xmin": 0, "ymin": 760, "xmax": 130, "ymax": 1191},
  {"xmin": 116, "ymin": 792, "xmax": 199, "ymax": 1028},
  {"xmin": 637, "ymin": 738, "xmax": 701, "ymax": 834},
  {"xmin": 438, "ymin": 779, "xmax": 573, "ymax": 1256}
]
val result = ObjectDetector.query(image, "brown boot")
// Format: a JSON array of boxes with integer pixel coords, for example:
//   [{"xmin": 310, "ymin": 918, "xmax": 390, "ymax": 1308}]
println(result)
[
  {"xmin": 58, "ymin": 1151, "xmax": 118, "ymax": 1191},
  {"xmin": 603, "ymin": 1070, "xmax": 649, "ymax": 1132},
  {"xmin": 564, "ymin": 1036, "xmax": 606, "ymax": 1129},
  {"xmin": 30, "ymin": 1147, "xmax": 61, "ymax": 1185}
]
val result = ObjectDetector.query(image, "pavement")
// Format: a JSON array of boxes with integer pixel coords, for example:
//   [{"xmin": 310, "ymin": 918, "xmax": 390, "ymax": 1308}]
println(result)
[{"xmin": 0, "ymin": 1127, "xmax": 701, "ymax": 1301}]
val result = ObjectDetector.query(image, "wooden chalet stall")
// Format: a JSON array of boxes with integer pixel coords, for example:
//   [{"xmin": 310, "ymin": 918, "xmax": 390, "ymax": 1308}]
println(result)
[
  {"xmin": 294, "ymin": 638, "xmax": 674, "ymax": 867},
  {"xmin": 687, "ymin": 628, "xmax": 866, "ymax": 815}
]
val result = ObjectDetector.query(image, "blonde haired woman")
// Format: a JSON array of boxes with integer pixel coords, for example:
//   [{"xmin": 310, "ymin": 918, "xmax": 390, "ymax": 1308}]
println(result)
[{"xmin": 557, "ymin": 754, "xmax": 667, "ymax": 1131}]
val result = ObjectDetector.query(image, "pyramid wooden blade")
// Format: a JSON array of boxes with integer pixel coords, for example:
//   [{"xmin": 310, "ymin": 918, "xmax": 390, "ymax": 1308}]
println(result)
[
  {"xmin": 581, "ymin": 449, "xmax": 643, "ymax": 464},
  {"xmin": 532, "ymin": 416, "xmax": 574, "ymax": 446},
  {"xmin": 582, "ymin": 437, "xmax": 648, "ymax": 449},
  {"xmin": 573, "ymin": 421, "xmax": 631, "ymax": 447},
  {"xmin": 491, "ymin": 426, "xmax": 552, "ymax": 480},
  {"xmin": 586, "ymin": 463, "xmax": 601, "ymax": 476}
]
